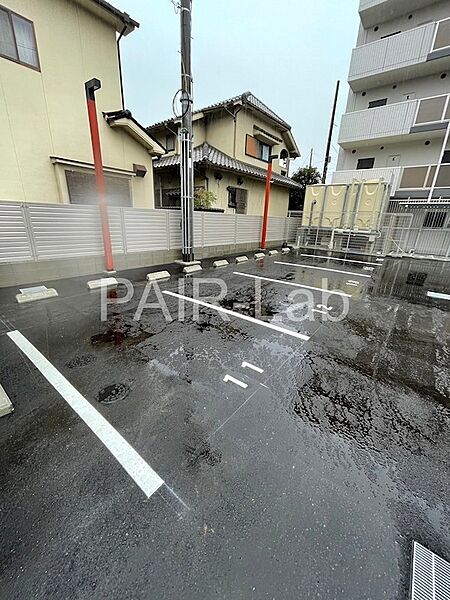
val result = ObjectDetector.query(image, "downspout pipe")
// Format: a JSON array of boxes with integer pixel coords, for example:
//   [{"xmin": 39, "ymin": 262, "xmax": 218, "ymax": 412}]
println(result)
[{"xmin": 117, "ymin": 23, "xmax": 128, "ymax": 110}]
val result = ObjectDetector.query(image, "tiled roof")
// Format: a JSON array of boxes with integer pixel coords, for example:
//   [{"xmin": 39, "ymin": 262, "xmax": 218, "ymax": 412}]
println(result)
[
  {"xmin": 153, "ymin": 142, "xmax": 301, "ymax": 189},
  {"xmin": 148, "ymin": 91, "xmax": 291, "ymax": 131}
]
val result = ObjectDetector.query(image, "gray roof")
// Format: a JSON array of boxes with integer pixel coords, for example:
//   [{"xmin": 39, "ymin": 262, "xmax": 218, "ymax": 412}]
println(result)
[
  {"xmin": 148, "ymin": 91, "xmax": 291, "ymax": 131},
  {"xmin": 153, "ymin": 142, "xmax": 301, "ymax": 189}
]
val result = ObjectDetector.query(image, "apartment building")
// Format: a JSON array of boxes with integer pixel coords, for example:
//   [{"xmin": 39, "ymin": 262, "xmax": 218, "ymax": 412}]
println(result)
[
  {"xmin": 0, "ymin": 0, "xmax": 164, "ymax": 208},
  {"xmin": 333, "ymin": 0, "xmax": 450, "ymax": 203},
  {"xmin": 147, "ymin": 92, "xmax": 301, "ymax": 217}
]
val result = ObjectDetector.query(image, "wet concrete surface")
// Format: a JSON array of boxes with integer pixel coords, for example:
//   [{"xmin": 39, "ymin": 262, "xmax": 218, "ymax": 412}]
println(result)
[{"xmin": 0, "ymin": 252, "xmax": 449, "ymax": 599}]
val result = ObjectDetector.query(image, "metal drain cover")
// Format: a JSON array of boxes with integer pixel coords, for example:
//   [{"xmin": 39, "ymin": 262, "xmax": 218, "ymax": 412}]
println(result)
[{"xmin": 410, "ymin": 542, "xmax": 450, "ymax": 600}]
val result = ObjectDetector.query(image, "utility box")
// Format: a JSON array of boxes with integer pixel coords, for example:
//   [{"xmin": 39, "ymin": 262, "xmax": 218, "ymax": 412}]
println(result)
[{"xmin": 303, "ymin": 180, "xmax": 390, "ymax": 232}]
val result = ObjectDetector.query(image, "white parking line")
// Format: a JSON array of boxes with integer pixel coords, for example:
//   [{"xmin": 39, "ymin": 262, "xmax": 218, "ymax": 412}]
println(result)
[
  {"xmin": 223, "ymin": 374, "xmax": 248, "ymax": 389},
  {"xmin": 7, "ymin": 330, "xmax": 164, "ymax": 499},
  {"xmin": 427, "ymin": 291, "xmax": 450, "ymax": 300},
  {"xmin": 242, "ymin": 361, "xmax": 264, "ymax": 374},
  {"xmin": 233, "ymin": 272, "xmax": 352, "ymax": 298},
  {"xmin": 162, "ymin": 290, "xmax": 311, "ymax": 341},
  {"xmin": 274, "ymin": 261, "xmax": 372, "ymax": 278},
  {"xmin": 300, "ymin": 254, "xmax": 380, "ymax": 266}
]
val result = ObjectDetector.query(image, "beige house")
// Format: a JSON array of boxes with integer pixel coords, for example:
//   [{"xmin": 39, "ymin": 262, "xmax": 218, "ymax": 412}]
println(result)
[
  {"xmin": 0, "ymin": 0, "xmax": 164, "ymax": 208},
  {"xmin": 147, "ymin": 92, "xmax": 301, "ymax": 217}
]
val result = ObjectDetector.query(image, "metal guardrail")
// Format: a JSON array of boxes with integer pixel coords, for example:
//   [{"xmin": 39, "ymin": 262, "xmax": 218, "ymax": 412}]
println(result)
[{"xmin": 0, "ymin": 201, "xmax": 301, "ymax": 264}]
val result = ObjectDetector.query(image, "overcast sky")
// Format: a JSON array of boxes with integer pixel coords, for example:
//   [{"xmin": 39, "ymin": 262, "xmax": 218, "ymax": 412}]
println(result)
[{"xmin": 114, "ymin": 0, "xmax": 360, "ymax": 174}]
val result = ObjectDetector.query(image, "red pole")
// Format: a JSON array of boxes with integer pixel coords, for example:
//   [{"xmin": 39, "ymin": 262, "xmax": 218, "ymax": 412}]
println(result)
[
  {"xmin": 260, "ymin": 158, "xmax": 273, "ymax": 250},
  {"xmin": 85, "ymin": 78, "xmax": 114, "ymax": 273}
]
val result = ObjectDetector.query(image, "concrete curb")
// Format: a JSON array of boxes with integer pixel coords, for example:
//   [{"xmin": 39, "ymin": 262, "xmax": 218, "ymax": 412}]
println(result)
[
  {"xmin": 235, "ymin": 256, "xmax": 249, "ymax": 263},
  {"xmin": 268, "ymin": 250, "xmax": 279, "ymax": 256},
  {"xmin": 0, "ymin": 384, "xmax": 13, "ymax": 418},
  {"xmin": 213, "ymin": 260, "xmax": 229, "ymax": 268},
  {"xmin": 281, "ymin": 247, "xmax": 290, "ymax": 254},
  {"xmin": 16, "ymin": 288, "xmax": 58, "ymax": 304},
  {"xmin": 87, "ymin": 277, "xmax": 118, "ymax": 290},
  {"xmin": 183, "ymin": 264, "xmax": 203, "ymax": 274},
  {"xmin": 146, "ymin": 271, "xmax": 171, "ymax": 281},
  {"xmin": 254, "ymin": 252, "xmax": 265, "ymax": 260}
]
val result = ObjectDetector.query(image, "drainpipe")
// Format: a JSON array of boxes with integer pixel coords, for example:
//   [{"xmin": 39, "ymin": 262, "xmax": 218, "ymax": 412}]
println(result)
[
  {"xmin": 117, "ymin": 24, "xmax": 128, "ymax": 110},
  {"xmin": 232, "ymin": 107, "xmax": 242, "ymax": 158}
]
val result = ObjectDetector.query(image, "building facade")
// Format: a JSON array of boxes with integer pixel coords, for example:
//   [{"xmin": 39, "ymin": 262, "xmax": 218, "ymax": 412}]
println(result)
[
  {"xmin": 147, "ymin": 92, "xmax": 301, "ymax": 217},
  {"xmin": 333, "ymin": 0, "xmax": 450, "ymax": 203},
  {"xmin": 0, "ymin": 0, "xmax": 164, "ymax": 208}
]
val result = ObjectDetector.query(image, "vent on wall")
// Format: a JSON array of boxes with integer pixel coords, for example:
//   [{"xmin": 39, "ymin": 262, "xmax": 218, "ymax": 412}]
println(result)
[{"xmin": 410, "ymin": 542, "xmax": 450, "ymax": 600}]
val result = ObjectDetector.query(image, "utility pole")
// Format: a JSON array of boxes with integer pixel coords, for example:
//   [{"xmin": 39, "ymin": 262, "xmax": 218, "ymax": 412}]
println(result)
[
  {"xmin": 309, "ymin": 148, "xmax": 313, "ymax": 169},
  {"xmin": 179, "ymin": 0, "xmax": 195, "ymax": 263},
  {"xmin": 322, "ymin": 80, "xmax": 340, "ymax": 184}
]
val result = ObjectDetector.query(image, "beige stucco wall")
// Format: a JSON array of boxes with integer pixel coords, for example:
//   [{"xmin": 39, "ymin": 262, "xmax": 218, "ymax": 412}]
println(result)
[
  {"xmin": 0, "ymin": 0, "xmax": 155, "ymax": 207},
  {"xmin": 235, "ymin": 109, "xmax": 289, "ymax": 175}
]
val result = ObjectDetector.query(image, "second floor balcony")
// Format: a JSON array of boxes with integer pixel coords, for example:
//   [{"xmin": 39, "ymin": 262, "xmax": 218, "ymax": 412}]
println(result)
[
  {"xmin": 339, "ymin": 94, "xmax": 450, "ymax": 147},
  {"xmin": 349, "ymin": 19, "xmax": 450, "ymax": 91}
]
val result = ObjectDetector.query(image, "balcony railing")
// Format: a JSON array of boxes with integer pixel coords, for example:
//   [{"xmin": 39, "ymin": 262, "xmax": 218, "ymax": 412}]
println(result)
[
  {"xmin": 332, "ymin": 164, "xmax": 450, "ymax": 193},
  {"xmin": 332, "ymin": 167, "xmax": 402, "ymax": 191},
  {"xmin": 349, "ymin": 19, "xmax": 450, "ymax": 87},
  {"xmin": 339, "ymin": 94, "xmax": 450, "ymax": 145}
]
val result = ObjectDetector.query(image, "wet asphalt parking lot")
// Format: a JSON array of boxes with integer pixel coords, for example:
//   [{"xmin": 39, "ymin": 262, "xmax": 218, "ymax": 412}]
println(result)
[{"xmin": 0, "ymin": 251, "xmax": 449, "ymax": 600}]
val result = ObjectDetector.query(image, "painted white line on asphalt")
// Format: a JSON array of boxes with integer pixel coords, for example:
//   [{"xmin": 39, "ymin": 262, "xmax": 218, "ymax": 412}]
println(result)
[
  {"xmin": 233, "ymin": 271, "xmax": 352, "ymax": 298},
  {"xmin": 7, "ymin": 330, "xmax": 164, "ymax": 499},
  {"xmin": 223, "ymin": 374, "xmax": 248, "ymax": 389},
  {"xmin": 316, "ymin": 304, "xmax": 332, "ymax": 311},
  {"xmin": 312, "ymin": 309, "xmax": 327, "ymax": 315},
  {"xmin": 162, "ymin": 290, "xmax": 311, "ymax": 341},
  {"xmin": 300, "ymin": 253, "xmax": 380, "ymax": 266},
  {"xmin": 242, "ymin": 361, "xmax": 264, "ymax": 374},
  {"xmin": 427, "ymin": 291, "xmax": 450, "ymax": 300},
  {"xmin": 274, "ymin": 261, "xmax": 372, "ymax": 278}
]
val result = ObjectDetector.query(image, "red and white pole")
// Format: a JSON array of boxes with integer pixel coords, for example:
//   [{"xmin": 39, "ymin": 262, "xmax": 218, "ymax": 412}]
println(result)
[
  {"xmin": 260, "ymin": 157, "xmax": 274, "ymax": 250},
  {"xmin": 85, "ymin": 78, "xmax": 114, "ymax": 273}
]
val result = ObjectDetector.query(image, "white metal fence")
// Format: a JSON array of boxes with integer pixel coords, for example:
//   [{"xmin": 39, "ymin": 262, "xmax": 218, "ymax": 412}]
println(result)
[
  {"xmin": 0, "ymin": 202, "xmax": 300, "ymax": 264},
  {"xmin": 295, "ymin": 208, "xmax": 450, "ymax": 258}
]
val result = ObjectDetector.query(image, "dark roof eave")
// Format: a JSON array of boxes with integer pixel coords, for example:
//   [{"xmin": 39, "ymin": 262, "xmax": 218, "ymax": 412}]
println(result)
[{"xmin": 83, "ymin": 0, "xmax": 139, "ymax": 32}]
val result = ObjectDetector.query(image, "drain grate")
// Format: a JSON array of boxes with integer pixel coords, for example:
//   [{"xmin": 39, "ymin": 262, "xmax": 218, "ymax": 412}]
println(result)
[{"xmin": 410, "ymin": 542, "xmax": 450, "ymax": 600}]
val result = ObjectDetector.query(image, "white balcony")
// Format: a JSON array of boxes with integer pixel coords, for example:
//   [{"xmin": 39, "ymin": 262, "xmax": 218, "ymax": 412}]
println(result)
[
  {"xmin": 338, "ymin": 94, "xmax": 450, "ymax": 147},
  {"xmin": 332, "ymin": 167, "xmax": 402, "ymax": 191},
  {"xmin": 332, "ymin": 164, "xmax": 450, "ymax": 196},
  {"xmin": 359, "ymin": 0, "xmax": 441, "ymax": 28},
  {"xmin": 349, "ymin": 19, "xmax": 450, "ymax": 91}
]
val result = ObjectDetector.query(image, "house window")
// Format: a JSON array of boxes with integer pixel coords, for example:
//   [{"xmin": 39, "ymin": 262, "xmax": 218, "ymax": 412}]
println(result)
[
  {"xmin": 423, "ymin": 211, "xmax": 446, "ymax": 228},
  {"xmin": 368, "ymin": 98, "xmax": 387, "ymax": 108},
  {"xmin": 0, "ymin": 5, "xmax": 39, "ymax": 69},
  {"xmin": 65, "ymin": 170, "xmax": 132, "ymax": 207},
  {"xmin": 165, "ymin": 134, "xmax": 175, "ymax": 152},
  {"xmin": 245, "ymin": 134, "xmax": 271, "ymax": 162},
  {"xmin": 356, "ymin": 157, "xmax": 375, "ymax": 170},
  {"xmin": 227, "ymin": 186, "xmax": 248, "ymax": 213}
]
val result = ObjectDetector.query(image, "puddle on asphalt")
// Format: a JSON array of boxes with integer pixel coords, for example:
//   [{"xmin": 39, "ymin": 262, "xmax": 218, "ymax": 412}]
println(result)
[
  {"xmin": 184, "ymin": 440, "xmax": 222, "ymax": 470},
  {"xmin": 371, "ymin": 257, "xmax": 450, "ymax": 306},
  {"xmin": 90, "ymin": 314, "xmax": 151, "ymax": 347},
  {"xmin": 65, "ymin": 354, "xmax": 97, "ymax": 369},
  {"xmin": 97, "ymin": 382, "xmax": 131, "ymax": 405},
  {"xmin": 287, "ymin": 351, "xmax": 448, "ymax": 456}
]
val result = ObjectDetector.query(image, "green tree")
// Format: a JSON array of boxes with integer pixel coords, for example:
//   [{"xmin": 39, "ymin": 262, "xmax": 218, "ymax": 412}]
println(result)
[
  {"xmin": 194, "ymin": 188, "xmax": 217, "ymax": 210},
  {"xmin": 289, "ymin": 166, "xmax": 322, "ymax": 211}
]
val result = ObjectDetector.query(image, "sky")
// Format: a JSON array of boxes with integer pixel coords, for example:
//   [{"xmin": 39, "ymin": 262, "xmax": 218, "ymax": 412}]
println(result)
[{"xmin": 113, "ymin": 0, "xmax": 360, "ymax": 175}]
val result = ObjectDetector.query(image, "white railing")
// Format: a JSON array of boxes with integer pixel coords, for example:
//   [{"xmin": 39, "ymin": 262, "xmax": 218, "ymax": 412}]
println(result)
[
  {"xmin": 339, "ymin": 99, "xmax": 418, "ymax": 144},
  {"xmin": 0, "ymin": 202, "xmax": 300, "ymax": 264},
  {"xmin": 339, "ymin": 93, "xmax": 450, "ymax": 144},
  {"xmin": 332, "ymin": 167, "xmax": 402, "ymax": 191},
  {"xmin": 349, "ymin": 22, "xmax": 436, "ymax": 82}
]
